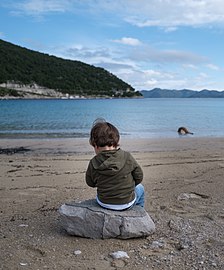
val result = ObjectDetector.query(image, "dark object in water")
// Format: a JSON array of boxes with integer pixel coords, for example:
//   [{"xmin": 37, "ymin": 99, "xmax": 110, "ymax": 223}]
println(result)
[
  {"xmin": 177, "ymin": 127, "xmax": 194, "ymax": 135},
  {"xmin": 0, "ymin": 147, "xmax": 31, "ymax": 155}
]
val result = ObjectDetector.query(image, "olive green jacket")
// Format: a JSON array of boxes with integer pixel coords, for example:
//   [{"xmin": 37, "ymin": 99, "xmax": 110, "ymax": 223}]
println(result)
[{"xmin": 85, "ymin": 148, "xmax": 143, "ymax": 204}]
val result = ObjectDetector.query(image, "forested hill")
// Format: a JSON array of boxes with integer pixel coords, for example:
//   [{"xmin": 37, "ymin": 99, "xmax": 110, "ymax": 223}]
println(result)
[
  {"xmin": 0, "ymin": 39, "xmax": 141, "ymax": 98},
  {"xmin": 140, "ymin": 88, "xmax": 224, "ymax": 98}
]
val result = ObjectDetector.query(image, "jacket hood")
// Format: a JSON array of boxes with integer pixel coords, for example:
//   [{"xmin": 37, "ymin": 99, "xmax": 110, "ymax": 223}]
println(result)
[{"xmin": 91, "ymin": 149, "xmax": 126, "ymax": 176}]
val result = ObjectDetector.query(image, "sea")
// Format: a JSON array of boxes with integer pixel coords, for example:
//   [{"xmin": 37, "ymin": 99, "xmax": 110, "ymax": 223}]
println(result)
[{"xmin": 0, "ymin": 98, "xmax": 224, "ymax": 139}]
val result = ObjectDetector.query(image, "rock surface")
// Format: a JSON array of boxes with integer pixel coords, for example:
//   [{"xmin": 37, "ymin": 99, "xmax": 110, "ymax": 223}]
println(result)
[{"xmin": 59, "ymin": 199, "xmax": 155, "ymax": 239}]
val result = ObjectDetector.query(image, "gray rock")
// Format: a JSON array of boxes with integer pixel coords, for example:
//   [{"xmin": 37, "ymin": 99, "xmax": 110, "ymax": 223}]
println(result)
[
  {"xmin": 58, "ymin": 199, "xmax": 155, "ymax": 239},
  {"xmin": 110, "ymin": 251, "xmax": 129, "ymax": 259}
]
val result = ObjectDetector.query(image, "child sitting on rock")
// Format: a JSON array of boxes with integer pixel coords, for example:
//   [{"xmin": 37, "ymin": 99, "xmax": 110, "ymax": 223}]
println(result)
[{"xmin": 86, "ymin": 119, "xmax": 145, "ymax": 210}]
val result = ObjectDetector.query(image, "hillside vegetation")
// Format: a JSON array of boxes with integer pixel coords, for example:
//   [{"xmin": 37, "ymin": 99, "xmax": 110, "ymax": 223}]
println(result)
[{"xmin": 0, "ymin": 39, "xmax": 141, "ymax": 98}]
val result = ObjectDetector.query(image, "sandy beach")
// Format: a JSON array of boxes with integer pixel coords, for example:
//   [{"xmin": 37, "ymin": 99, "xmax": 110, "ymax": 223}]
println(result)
[{"xmin": 0, "ymin": 137, "xmax": 224, "ymax": 269}]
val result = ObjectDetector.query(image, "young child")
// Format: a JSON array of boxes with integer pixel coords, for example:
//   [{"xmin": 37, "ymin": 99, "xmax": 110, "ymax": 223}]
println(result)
[{"xmin": 85, "ymin": 119, "xmax": 145, "ymax": 210}]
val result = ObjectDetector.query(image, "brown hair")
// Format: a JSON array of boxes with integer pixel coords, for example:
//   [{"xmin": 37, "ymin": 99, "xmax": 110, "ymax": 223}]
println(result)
[{"xmin": 89, "ymin": 119, "xmax": 120, "ymax": 148}]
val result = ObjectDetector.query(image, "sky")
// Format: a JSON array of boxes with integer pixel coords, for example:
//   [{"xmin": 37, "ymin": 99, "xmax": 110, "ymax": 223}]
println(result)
[{"xmin": 1, "ymin": 0, "xmax": 224, "ymax": 91}]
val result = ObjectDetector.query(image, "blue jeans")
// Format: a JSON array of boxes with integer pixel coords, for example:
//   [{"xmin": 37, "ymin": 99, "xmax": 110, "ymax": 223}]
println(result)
[{"xmin": 134, "ymin": 184, "xmax": 145, "ymax": 207}]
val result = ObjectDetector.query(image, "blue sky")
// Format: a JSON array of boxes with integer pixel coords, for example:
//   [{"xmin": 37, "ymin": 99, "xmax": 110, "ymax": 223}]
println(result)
[{"xmin": 1, "ymin": 0, "xmax": 224, "ymax": 91}]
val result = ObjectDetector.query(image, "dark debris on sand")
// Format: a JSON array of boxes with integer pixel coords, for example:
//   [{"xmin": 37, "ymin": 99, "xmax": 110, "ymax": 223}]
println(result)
[{"xmin": 0, "ymin": 147, "xmax": 31, "ymax": 155}]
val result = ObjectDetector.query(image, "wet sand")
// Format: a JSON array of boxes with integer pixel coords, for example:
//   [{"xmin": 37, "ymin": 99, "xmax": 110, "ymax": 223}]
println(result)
[{"xmin": 0, "ymin": 137, "xmax": 224, "ymax": 269}]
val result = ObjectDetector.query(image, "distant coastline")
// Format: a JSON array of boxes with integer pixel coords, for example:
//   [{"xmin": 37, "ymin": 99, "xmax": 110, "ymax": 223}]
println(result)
[
  {"xmin": 0, "ymin": 84, "xmax": 143, "ymax": 100},
  {"xmin": 140, "ymin": 88, "xmax": 224, "ymax": 98},
  {"xmin": 2, "ymin": 85, "xmax": 224, "ymax": 99}
]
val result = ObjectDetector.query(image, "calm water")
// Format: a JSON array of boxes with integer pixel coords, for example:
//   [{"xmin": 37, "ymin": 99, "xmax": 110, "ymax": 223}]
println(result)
[{"xmin": 0, "ymin": 98, "xmax": 224, "ymax": 139}]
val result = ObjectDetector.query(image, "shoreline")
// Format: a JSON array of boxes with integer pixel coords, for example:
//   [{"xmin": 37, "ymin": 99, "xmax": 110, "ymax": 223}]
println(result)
[{"xmin": 1, "ymin": 136, "xmax": 224, "ymax": 154}]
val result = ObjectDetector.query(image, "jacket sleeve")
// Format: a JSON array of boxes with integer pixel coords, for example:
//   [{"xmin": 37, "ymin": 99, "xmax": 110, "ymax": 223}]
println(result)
[
  {"xmin": 130, "ymin": 155, "xmax": 143, "ymax": 186},
  {"xmin": 85, "ymin": 161, "xmax": 96, "ymax": 187}
]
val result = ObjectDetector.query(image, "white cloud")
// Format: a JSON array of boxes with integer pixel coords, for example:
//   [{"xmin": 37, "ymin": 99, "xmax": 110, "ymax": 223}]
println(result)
[
  {"xmin": 112, "ymin": 37, "xmax": 142, "ymax": 46},
  {"xmin": 182, "ymin": 64, "xmax": 198, "ymax": 70},
  {"xmin": 144, "ymin": 69, "xmax": 162, "ymax": 77},
  {"xmin": 163, "ymin": 27, "xmax": 178, "ymax": 33},
  {"xmin": 205, "ymin": 63, "xmax": 220, "ymax": 70},
  {"xmin": 106, "ymin": 63, "xmax": 182, "ymax": 90},
  {"xmin": 5, "ymin": 0, "xmax": 224, "ymax": 29},
  {"xmin": 129, "ymin": 45, "xmax": 208, "ymax": 64},
  {"xmin": 198, "ymin": 72, "xmax": 208, "ymax": 78},
  {"xmin": 7, "ymin": 0, "xmax": 73, "ymax": 16},
  {"xmin": 107, "ymin": 60, "xmax": 223, "ymax": 91},
  {"xmin": 64, "ymin": 45, "xmax": 111, "ymax": 60},
  {"xmin": 103, "ymin": 0, "xmax": 224, "ymax": 30},
  {"xmin": 145, "ymin": 79, "xmax": 158, "ymax": 87}
]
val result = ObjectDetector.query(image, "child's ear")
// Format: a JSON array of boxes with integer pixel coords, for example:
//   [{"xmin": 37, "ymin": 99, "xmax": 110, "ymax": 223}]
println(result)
[{"xmin": 94, "ymin": 146, "xmax": 100, "ymax": 154}]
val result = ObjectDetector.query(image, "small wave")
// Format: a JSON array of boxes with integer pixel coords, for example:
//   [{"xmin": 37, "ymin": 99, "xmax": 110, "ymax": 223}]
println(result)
[{"xmin": 0, "ymin": 132, "xmax": 89, "ymax": 139}]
